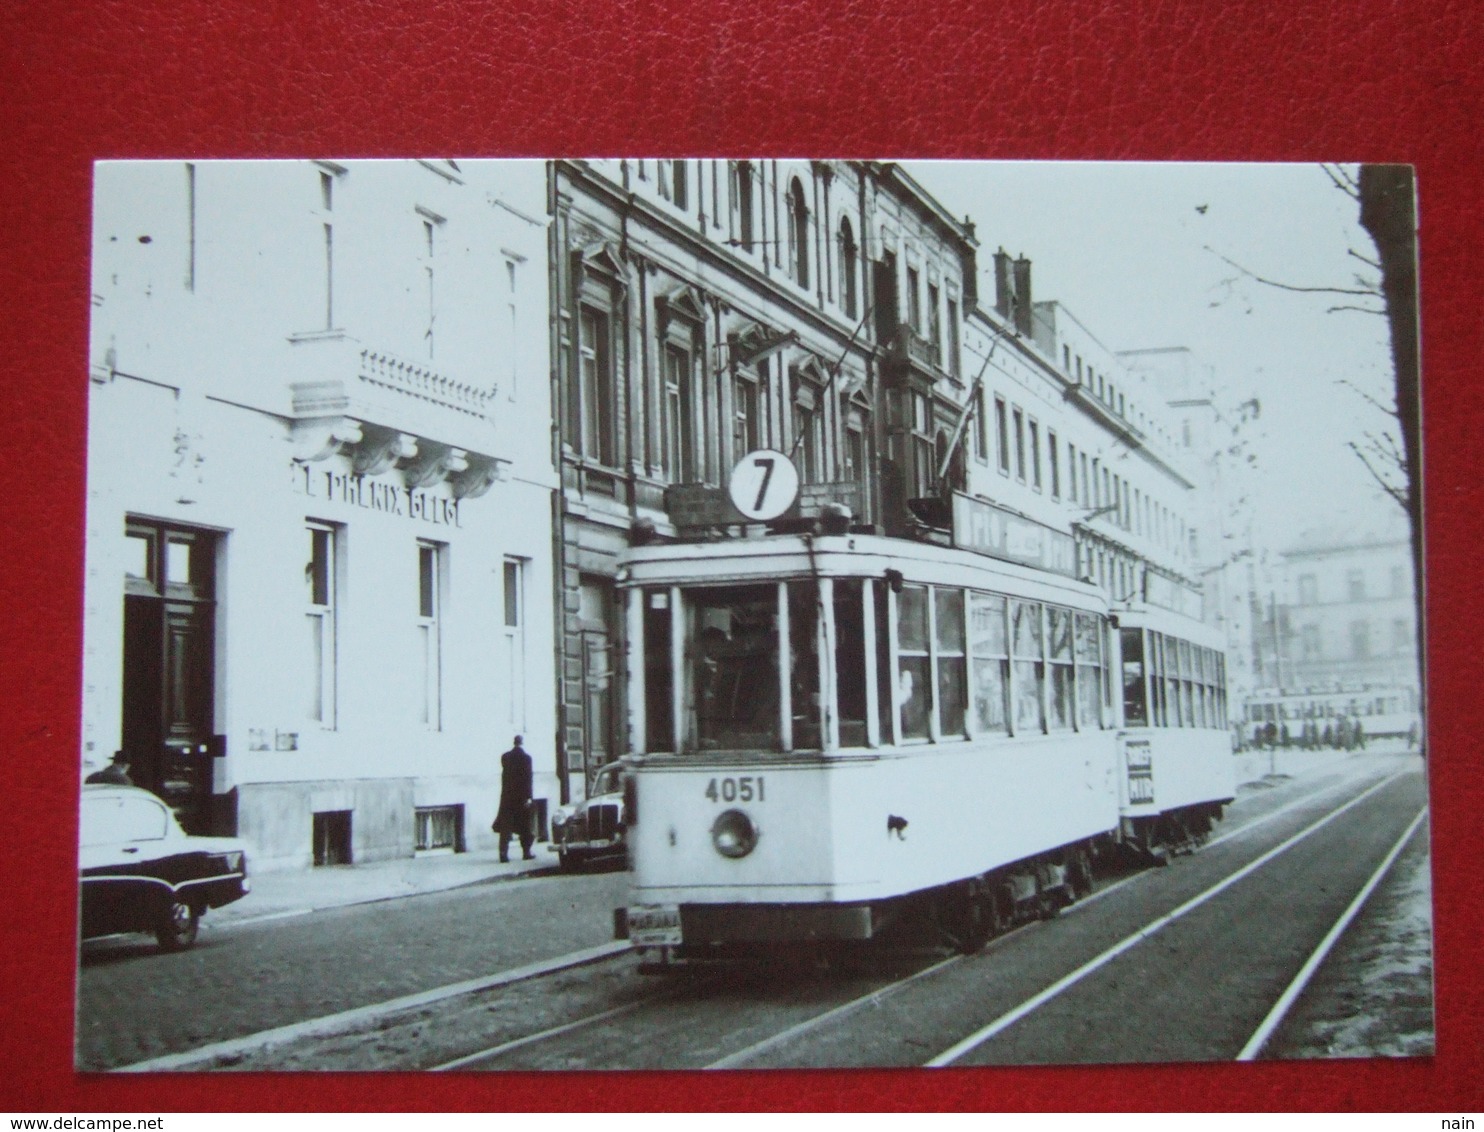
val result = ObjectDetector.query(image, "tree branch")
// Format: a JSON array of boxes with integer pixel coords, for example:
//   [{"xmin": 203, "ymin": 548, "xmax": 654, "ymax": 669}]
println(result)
[
  {"xmin": 1347, "ymin": 441, "xmax": 1408, "ymax": 511},
  {"xmin": 1335, "ymin": 377, "xmax": 1398, "ymax": 419},
  {"xmin": 1205, "ymin": 247, "xmax": 1380, "ymax": 298},
  {"xmin": 1348, "ymin": 247, "xmax": 1382, "ymax": 271},
  {"xmin": 1322, "ymin": 163, "xmax": 1361, "ymax": 199}
]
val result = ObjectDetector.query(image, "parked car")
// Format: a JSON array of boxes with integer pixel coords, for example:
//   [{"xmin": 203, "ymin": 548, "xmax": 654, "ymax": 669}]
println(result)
[
  {"xmin": 549, "ymin": 762, "xmax": 628, "ymax": 871},
  {"xmin": 78, "ymin": 783, "xmax": 251, "ymax": 951}
]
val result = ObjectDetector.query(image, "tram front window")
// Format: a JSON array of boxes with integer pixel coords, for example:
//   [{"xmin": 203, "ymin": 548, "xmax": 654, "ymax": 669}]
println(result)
[{"xmin": 692, "ymin": 584, "xmax": 782, "ymax": 751}]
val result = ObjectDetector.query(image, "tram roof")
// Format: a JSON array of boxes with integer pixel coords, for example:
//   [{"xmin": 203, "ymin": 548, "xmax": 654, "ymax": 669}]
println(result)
[
  {"xmin": 1113, "ymin": 601, "xmax": 1226, "ymax": 650},
  {"xmin": 618, "ymin": 532, "xmax": 1107, "ymax": 610}
]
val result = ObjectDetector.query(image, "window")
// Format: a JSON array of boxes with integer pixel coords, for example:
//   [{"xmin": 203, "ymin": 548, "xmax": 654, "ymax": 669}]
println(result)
[
  {"xmin": 1297, "ymin": 573, "xmax": 1318, "ymax": 605},
  {"xmin": 418, "ymin": 210, "xmax": 445, "ymax": 359},
  {"xmin": 934, "ymin": 588, "xmax": 967, "ymax": 738},
  {"xmin": 787, "ymin": 178, "xmax": 810, "ymax": 288},
  {"xmin": 1029, "ymin": 419, "xmax": 1042, "ymax": 491},
  {"xmin": 1047, "ymin": 606, "xmax": 1073, "ymax": 730},
  {"xmin": 1121, "ymin": 627, "xmax": 1147, "ymax": 727},
  {"xmin": 503, "ymin": 256, "xmax": 522, "ymax": 400},
  {"xmin": 1048, "ymin": 431, "xmax": 1061, "ymax": 499},
  {"xmin": 906, "ymin": 267, "xmax": 921, "ymax": 331},
  {"xmin": 735, "ymin": 161, "xmax": 755, "ymax": 253},
  {"xmin": 669, "ymin": 160, "xmax": 688, "ymax": 210},
  {"xmin": 839, "ymin": 217, "xmax": 858, "ymax": 318},
  {"xmin": 316, "ymin": 169, "xmax": 336, "ymax": 329},
  {"xmin": 1392, "ymin": 617, "xmax": 1411, "ymax": 654},
  {"xmin": 1347, "ymin": 568, "xmax": 1366, "ymax": 601},
  {"xmin": 909, "ymin": 391, "xmax": 933, "ymax": 496},
  {"xmin": 1013, "ymin": 408, "xmax": 1026, "ymax": 482},
  {"xmin": 504, "ymin": 558, "xmax": 526, "ymax": 731},
  {"xmin": 995, "ymin": 397, "xmax": 1010, "ymax": 475},
  {"xmin": 1075, "ymin": 613, "xmax": 1104, "ymax": 728},
  {"xmin": 81, "ymin": 793, "xmax": 169, "ymax": 847},
  {"xmin": 576, "ymin": 305, "xmax": 617, "ymax": 466},
  {"xmin": 733, "ymin": 372, "xmax": 762, "ymax": 464},
  {"xmin": 946, "ymin": 299, "xmax": 960, "ymax": 377},
  {"xmin": 1011, "ymin": 600, "xmax": 1044, "ymax": 734},
  {"xmin": 306, "ymin": 522, "xmax": 339, "ymax": 727},
  {"xmin": 692, "ymin": 584, "xmax": 782, "ymax": 751},
  {"xmin": 1301, "ymin": 623, "xmax": 1321, "ymax": 660},
  {"xmin": 415, "ymin": 805, "xmax": 463, "ymax": 854},
  {"xmin": 897, "ymin": 585, "xmax": 931, "ymax": 741},
  {"xmin": 418, "ymin": 541, "xmax": 445, "ymax": 729},
  {"xmin": 972, "ymin": 386, "xmax": 988, "ymax": 462},
  {"xmin": 1067, "ymin": 441, "xmax": 1077, "ymax": 501},
  {"xmin": 663, "ymin": 343, "xmax": 696, "ymax": 482},
  {"xmin": 928, "ymin": 282, "xmax": 942, "ymax": 359},
  {"xmin": 1350, "ymin": 620, "xmax": 1371, "ymax": 659},
  {"xmin": 969, "ymin": 592, "xmax": 1009, "ymax": 735}
]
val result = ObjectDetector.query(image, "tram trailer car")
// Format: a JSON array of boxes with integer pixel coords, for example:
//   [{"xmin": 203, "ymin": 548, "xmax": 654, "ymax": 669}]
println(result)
[
  {"xmin": 611, "ymin": 533, "xmax": 1235, "ymax": 958},
  {"xmin": 1114, "ymin": 606, "xmax": 1235, "ymax": 857}
]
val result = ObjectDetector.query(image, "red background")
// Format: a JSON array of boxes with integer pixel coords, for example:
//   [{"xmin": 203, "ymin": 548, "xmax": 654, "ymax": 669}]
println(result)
[{"xmin": 2, "ymin": 0, "xmax": 1480, "ymax": 1112}]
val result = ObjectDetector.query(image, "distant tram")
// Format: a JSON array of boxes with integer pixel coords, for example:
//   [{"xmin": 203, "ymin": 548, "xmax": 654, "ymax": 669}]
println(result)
[
  {"xmin": 1243, "ymin": 685, "xmax": 1421, "ymax": 748},
  {"xmin": 612, "ymin": 527, "xmax": 1234, "ymax": 959}
]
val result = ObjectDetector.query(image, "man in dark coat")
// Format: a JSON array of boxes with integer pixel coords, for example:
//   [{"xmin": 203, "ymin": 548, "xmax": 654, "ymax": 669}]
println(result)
[{"xmin": 493, "ymin": 735, "xmax": 535, "ymax": 862}]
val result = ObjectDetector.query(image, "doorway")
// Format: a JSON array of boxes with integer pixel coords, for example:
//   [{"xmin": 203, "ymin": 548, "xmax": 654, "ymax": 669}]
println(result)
[{"xmin": 120, "ymin": 521, "xmax": 218, "ymax": 833}]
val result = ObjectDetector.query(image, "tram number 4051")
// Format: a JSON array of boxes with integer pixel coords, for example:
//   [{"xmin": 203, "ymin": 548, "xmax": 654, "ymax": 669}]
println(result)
[{"xmin": 705, "ymin": 776, "xmax": 765, "ymax": 803}]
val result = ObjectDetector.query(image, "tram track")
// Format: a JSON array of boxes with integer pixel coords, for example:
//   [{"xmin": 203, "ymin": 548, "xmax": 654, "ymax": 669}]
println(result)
[{"xmin": 109, "ymin": 754, "xmax": 1422, "ymax": 1072}]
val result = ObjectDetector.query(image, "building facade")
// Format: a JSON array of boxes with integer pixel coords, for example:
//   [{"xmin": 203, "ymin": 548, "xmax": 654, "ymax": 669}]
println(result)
[
  {"xmin": 85, "ymin": 160, "xmax": 557, "ymax": 870},
  {"xmin": 547, "ymin": 160, "xmax": 979, "ymax": 801},
  {"xmin": 549, "ymin": 161, "xmax": 1226, "ymax": 799},
  {"xmin": 1270, "ymin": 511, "xmax": 1420, "ymax": 693}
]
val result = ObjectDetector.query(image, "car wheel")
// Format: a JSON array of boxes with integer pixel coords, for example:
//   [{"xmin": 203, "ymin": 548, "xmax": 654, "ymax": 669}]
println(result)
[{"xmin": 155, "ymin": 899, "xmax": 200, "ymax": 951}]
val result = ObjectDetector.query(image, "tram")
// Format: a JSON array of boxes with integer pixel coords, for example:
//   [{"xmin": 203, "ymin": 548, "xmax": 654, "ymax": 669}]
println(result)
[
  {"xmin": 1243, "ymin": 684, "xmax": 1421, "ymax": 748},
  {"xmin": 612, "ymin": 524, "xmax": 1235, "ymax": 958}
]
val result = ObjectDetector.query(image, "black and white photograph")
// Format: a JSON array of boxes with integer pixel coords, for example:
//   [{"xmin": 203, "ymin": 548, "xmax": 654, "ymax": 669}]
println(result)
[{"xmin": 76, "ymin": 158, "xmax": 1429, "ymax": 1072}]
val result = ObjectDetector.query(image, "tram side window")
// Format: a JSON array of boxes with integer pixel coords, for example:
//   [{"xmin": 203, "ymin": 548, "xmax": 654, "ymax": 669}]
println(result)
[
  {"xmin": 1048, "ymin": 607, "xmax": 1074, "ymax": 730},
  {"xmin": 788, "ymin": 582, "xmax": 821, "ymax": 750},
  {"xmin": 935, "ymin": 588, "xmax": 967, "ymax": 738},
  {"xmin": 644, "ymin": 590, "xmax": 673, "ymax": 752},
  {"xmin": 1155, "ymin": 634, "xmax": 1174, "ymax": 727},
  {"xmin": 1121, "ymin": 626, "xmax": 1148, "ymax": 727},
  {"xmin": 834, "ymin": 580, "xmax": 869, "ymax": 748},
  {"xmin": 969, "ymin": 592, "xmax": 1009, "ymax": 735},
  {"xmin": 897, "ymin": 585, "xmax": 932, "ymax": 740},
  {"xmin": 1074, "ymin": 612, "xmax": 1103, "ymax": 728},
  {"xmin": 693, "ymin": 584, "xmax": 780, "ymax": 751},
  {"xmin": 1011, "ymin": 600, "xmax": 1044, "ymax": 734}
]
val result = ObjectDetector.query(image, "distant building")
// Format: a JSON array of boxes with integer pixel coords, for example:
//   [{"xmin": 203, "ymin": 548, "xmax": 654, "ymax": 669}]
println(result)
[
  {"xmin": 84, "ymin": 160, "xmax": 556, "ymax": 870},
  {"xmin": 1269, "ymin": 509, "xmax": 1420, "ymax": 692}
]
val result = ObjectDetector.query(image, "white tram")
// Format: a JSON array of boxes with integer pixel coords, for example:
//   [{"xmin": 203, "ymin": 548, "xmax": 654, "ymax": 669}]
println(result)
[{"xmin": 613, "ymin": 531, "xmax": 1233, "ymax": 957}]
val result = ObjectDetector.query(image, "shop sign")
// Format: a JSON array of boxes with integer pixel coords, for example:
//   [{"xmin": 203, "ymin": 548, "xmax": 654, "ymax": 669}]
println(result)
[
  {"xmin": 293, "ymin": 465, "xmax": 461, "ymax": 528},
  {"xmin": 951, "ymin": 492, "xmax": 1077, "ymax": 577}
]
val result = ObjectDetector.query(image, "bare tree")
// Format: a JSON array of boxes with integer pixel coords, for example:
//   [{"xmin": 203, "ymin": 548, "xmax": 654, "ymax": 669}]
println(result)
[{"xmin": 1209, "ymin": 164, "xmax": 1425, "ymax": 710}]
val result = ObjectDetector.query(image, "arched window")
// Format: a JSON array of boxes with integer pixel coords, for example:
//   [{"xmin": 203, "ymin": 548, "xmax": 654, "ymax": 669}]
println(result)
[
  {"xmin": 788, "ymin": 178, "xmax": 809, "ymax": 289},
  {"xmin": 838, "ymin": 216, "xmax": 858, "ymax": 318}
]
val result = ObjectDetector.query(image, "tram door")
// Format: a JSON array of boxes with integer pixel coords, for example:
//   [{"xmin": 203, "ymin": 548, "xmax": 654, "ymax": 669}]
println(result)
[{"xmin": 120, "ymin": 522, "xmax": 217, "ymax": 833}]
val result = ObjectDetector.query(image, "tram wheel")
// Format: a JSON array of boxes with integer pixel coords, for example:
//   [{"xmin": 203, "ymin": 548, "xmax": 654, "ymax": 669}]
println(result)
[
  {"xmin": 949, "ymin": 882, "xmax": 993, "ymax": 955},
  {"xmin": 1068, "ymin": 847, "xmax": 1095, "ymax": 900}
]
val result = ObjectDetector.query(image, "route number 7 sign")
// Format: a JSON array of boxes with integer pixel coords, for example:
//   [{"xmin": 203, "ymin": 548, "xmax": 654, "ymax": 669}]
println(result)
[{"xmin": 727, "ymin": 449, "xmax": 800, "ymax": 522}]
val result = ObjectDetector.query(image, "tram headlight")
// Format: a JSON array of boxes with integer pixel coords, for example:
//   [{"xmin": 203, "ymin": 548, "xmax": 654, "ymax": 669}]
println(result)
[{"xmin": 710, "ymin": 809, "xmax": 759, "ymax": 859}]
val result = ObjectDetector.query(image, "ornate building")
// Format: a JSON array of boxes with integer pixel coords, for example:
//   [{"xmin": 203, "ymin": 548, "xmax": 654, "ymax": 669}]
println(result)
[{"xmin": 85, "ymin": 160, "xmax": 556, "ymax": 869}]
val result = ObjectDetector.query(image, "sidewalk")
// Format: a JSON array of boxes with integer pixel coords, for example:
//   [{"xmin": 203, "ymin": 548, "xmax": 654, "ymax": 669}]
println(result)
[{"xmin": 209, "ymin": 844, "xmax": 557, "ymax": 930}]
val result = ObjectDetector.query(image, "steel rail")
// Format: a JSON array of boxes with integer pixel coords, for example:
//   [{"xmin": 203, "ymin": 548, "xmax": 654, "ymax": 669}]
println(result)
[
  {"xmin": 1236, "ymin": 805, "xmax": 1428, "ymax": 1061},
  {"xmin": 923, "ymin": 769, "xmax": 1409, "ymax": 1067},
  {"xmin": 112, "ymin": 941, "xmax": 632, "ymax": 1072}
]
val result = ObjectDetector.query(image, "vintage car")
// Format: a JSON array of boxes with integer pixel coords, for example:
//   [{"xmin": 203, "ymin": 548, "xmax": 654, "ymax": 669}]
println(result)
[
  {"xmin": 549, "ymin": 761, "xmax": 628, "ymax": 871},
  {"xmin": 79, "ymin": 783, "xmax": 251, "ymax": 951}
]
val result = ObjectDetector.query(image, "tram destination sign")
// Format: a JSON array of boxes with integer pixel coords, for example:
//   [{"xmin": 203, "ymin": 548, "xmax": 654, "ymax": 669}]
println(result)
[{"xmin": 951, "ymin": 492, "xmax": 1078, "ymax": 578}]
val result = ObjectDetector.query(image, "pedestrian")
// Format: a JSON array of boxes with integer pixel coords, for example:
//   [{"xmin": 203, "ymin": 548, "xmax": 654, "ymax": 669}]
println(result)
[
  {"xmin": 493, "ymin": 734, "xmax": 535, "ymax": 862},
  {"xmin": 85, "ymin": 751, "xmax": 133, "ymax": 786}
]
